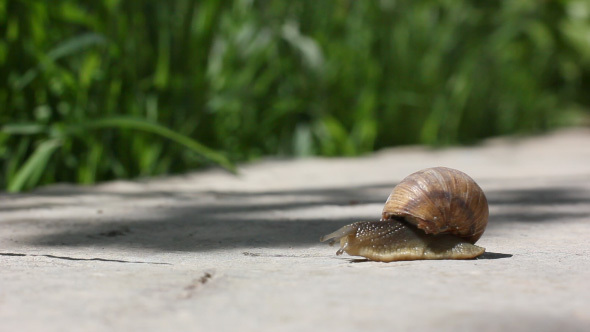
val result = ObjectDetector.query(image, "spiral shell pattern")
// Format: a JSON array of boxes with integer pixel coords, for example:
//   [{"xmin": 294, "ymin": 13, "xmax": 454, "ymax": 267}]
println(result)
[{"xmin": 381, "ymin": 167, "xmax": 488, "ymax": 243}]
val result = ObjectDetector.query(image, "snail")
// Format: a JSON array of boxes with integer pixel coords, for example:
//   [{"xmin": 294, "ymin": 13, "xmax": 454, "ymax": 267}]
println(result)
[{"xmin": 320, "ymin": 167, "xmax": 489, "ymax": 262}]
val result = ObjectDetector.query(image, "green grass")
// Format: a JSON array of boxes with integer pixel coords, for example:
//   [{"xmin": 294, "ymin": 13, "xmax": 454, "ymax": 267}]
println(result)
[{"xmin": 1, "ymin": 0, "xmax": 589, "ymax": 191}]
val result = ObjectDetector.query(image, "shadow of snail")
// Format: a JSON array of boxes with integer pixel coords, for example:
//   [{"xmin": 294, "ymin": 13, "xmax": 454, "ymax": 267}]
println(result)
[{"xmin": 321, "ymin": 167, "xmax": 489, "ymax": 262}]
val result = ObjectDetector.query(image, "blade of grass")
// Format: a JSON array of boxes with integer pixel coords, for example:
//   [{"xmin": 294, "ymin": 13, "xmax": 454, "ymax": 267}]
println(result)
[
  {"xmin": 7, "ymin": 139, "xmax": 62, "ymax": 192},
  {"xmin": 46, "ymin": 33, "xmax": 107, "ymax": 61},
  {"xmin": 14, "ymin": 33, "xmax": 108, "ymax": 89},
  {"xmin": 69, "ymin": 117, "xmax": 236, "ymax": 173},
  {"xmin": 1, "ymin": 123, "xmax": 48, "ymax": 135}
]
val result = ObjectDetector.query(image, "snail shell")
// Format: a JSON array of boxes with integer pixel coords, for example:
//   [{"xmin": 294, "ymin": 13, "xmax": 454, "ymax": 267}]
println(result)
[{"xmin": 321, "ymin": 167, "xmax": 489, "ymax": 262}]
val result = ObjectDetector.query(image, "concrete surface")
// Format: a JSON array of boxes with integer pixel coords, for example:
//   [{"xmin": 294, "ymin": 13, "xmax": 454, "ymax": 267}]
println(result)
[{"xmin": 1, "ymin": 128, "xmax": 589, "ymax": 332}]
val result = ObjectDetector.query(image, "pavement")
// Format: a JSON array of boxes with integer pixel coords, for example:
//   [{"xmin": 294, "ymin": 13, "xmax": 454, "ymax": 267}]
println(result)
[{"xmin": 1, "ymin": 128, "xmax": 589, "ymax": 332}]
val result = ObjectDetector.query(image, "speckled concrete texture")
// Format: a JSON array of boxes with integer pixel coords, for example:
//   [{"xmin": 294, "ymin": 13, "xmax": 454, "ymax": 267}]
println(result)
[{"xmin": 1, "ymin": 128, "xmax": 589, "ymax": 332}]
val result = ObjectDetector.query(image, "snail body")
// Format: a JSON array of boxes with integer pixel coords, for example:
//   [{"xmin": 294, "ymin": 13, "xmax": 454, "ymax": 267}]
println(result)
[{"xmin": 321, "ymin": 167, "xmax": 489, "ymax": 262}]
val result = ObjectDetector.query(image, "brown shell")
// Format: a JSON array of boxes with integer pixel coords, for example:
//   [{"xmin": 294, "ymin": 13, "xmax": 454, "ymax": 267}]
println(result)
[{"xmin": 381, "ymin": 167, "xmax": 488, "ymax": 243}]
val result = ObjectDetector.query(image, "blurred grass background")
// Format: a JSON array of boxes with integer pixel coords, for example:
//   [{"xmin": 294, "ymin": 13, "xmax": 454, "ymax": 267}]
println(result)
[{"xmin": 1, "ymin": 0, "xmax": 590, "ymax": 192}]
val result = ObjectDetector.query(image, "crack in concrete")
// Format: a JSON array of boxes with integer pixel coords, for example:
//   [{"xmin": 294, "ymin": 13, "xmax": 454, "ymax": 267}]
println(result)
[
  {"xmin": 0, "ymin": 252, "xmax": 171, "ymax": 265},
  {"xmin": 243, "ymin": 251, "xmax": 332, "ymax": 258},
  {"xmin": 181, "ymin": 271, "xmax": 215, "ymax": 299}
]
